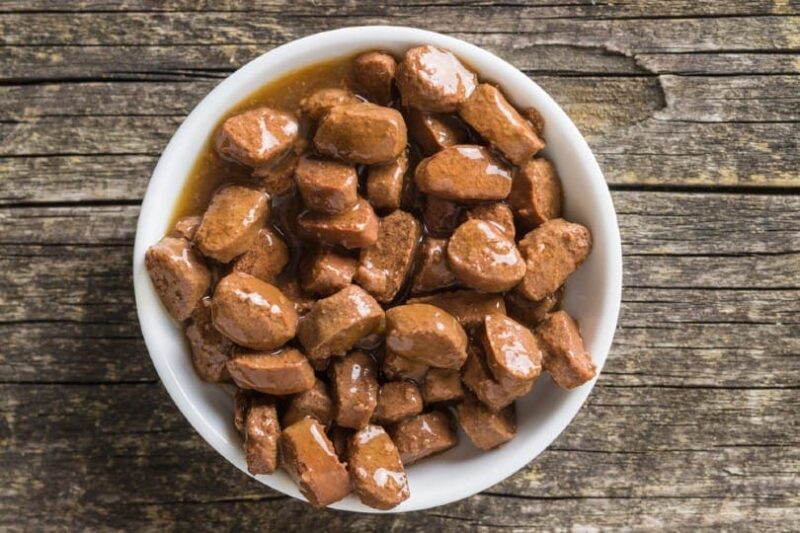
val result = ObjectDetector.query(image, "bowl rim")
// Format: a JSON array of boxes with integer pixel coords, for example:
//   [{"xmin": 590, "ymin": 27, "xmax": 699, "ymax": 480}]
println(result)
[{"xmin": 133, "ymin": 25, "xmax": 623, "ymax": 513}]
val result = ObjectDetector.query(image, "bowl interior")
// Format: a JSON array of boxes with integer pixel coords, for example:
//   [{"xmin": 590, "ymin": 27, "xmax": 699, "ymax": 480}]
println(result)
[{"xmin": 133, "ymin": 26, "xmax": 622, "ymax": 513}]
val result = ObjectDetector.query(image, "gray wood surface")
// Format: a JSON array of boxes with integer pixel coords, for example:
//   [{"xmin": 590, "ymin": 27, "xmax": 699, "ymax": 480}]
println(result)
[{"xmin": 1, "ymin": 1, "xmax": 798, "ymax": 530}]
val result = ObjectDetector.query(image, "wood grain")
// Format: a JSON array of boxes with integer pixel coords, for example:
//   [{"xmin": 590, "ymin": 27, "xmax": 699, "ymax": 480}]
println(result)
[{"xmin": 1, "ymin": 1, "xmax": 798, "ymax": 530}]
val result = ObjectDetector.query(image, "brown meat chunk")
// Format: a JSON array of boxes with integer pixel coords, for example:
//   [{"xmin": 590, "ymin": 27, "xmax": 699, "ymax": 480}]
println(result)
[
  {"xmin": 415, "ymin": 145, "xmax": 512, "ymax": 202},
  {"xmin": 227, "ymin": 347, "xmax": 315, "ymax": 395},
  {"xmin": 422, "ymin": 368, "xmax": 464, "ymax": 404},
  {"xmin": 280, "ymin": 418, "xmax": 351, "ymax": 508},
  {"xmin": 459, "ymin": 84, "xmax": 545, "ymax": 165},
  {"xmin": 407, "ymin": 110, "xmax": 467, "ymax": 156},
  {"xmin": 410, "ymin": 237, "xmax": 457, "ymax": 295},
  {"xmin": 252, "ymin": 151, "xmax": 298, "ymax": 197},
  {"xmin": 536, "ymin": 310, "xmax": 596, "ymax": 390},
  {"xmin": 245, "ymin": 396, "xmax": 281, "ymax": 474},
  {"xmin": 366, "ymin": 149, "xmax": 408, "ymax": 211},
  {"xmin": 455, "ymin": 392, "xmax": 516, "ymax": 450},
  {"xmin": 517, "ymin": 218, "xmax": 592, "ymax": 301},
  {"xmin": 348, "ymin": 425, "xmax": 410, "ymax": 509},
  {"xmin": 330, "ymin": 351, "xmax": 379, "ymax": 430},
  {"xmin": 465, "ymin": 202, "xmax": 515, "ymax": 240},
  {"xmin": 298, "ymin": 197, "xmax": 379, "ymax": 249},
  {"xmin": 215, "ymin": 107, "xmax": 299, "ymax": 167},
  {"xmin": 447, "ymin": 219, "xmax": 526, "ymax": 292},
  {"xmin": 274, "ymin": 277, "xmax": 315, "ymax": 316},
  {"xmin": 211, "ymin": 272, "xmax": 298, "ymax": 350},
  {"xmin": 145, "ymin": 236, "xmax": 211, "ymax": 321},
  {"xmin": 314, "ymin": 102, "xmax": 407, "ymax": 165},
  {"xmin": 422, "ymin": 196, "xmax": 461, "ymax": 237},
  {"xmin": 396, "ymin": 45, "xmax": 477, "ymax": 113},
  {"xmin": 462, "ymin": 344, "xmax": 532, "ymax": 411},
  {"xmin": 355, "ymin": 210, "xmax": 421, "ymax": 303},
  {"xmin": 352, "ymin": 51, "xmax": 397, "ymax": 105},
  {"xmin": 300, "ymin": 247, "xmax": 357, "ymax": 297},
  {"xmin": 170, "ymin": 216, "xmax": 201, "ymax": 241},
  {"xmin": 299, "ymin": 87, "xmax": 361, "ymax": 120},
  {"xmin": 234, "ymin": 388, "xmax": 254, "ymax": 434},
  {"xmin": 480, "ymin": 313, "xmax": 543, "ymax": 383},
  {"xmin": 298, "ymin": 285, "xmax": 385, "ymax": 360},
  {"xmin": 408, "ymin": 289, "xmax": 506, "ymax": 330},
  {"xmin": 390, "ymin": 411, "xmax": 458, "ymax": 465},
  {"xmin": 509, "ymin": 158, "xmax": 563, "ymax": 228},
  {"xmin": 522, "ymin": 106, "xmax": 545, "ymax": 136},
  {"xmin": 382, "ymin": 349, "xmax": 429, "ymax": 382},
  {"xmin": 185, "ymin": 298, "xmax": 232, "ymax": 382},
  {"xmin": 232, "ymin": 227, "xmax": 289, "ymax": 283},
  {"xmin": 195, "ymin": 186, "xmax": 270, "ymax": 263},
  {"xmin": 283, "ymin": 378, "xmax": 334, "ymax": 427},
  {"xmin": 373, "ymin": 381, "xmax": 424, "ymax": 424},
  {"xmin": 385, "ymin": 303, "xmax": 468, "ymax": 369},
  {"xmin": 505, "ymin": 287, "xmax": 563, "ymax": 329},
  {"xmin": 295, "ymin": 155, "xmax": 359, "ymax": 215}
]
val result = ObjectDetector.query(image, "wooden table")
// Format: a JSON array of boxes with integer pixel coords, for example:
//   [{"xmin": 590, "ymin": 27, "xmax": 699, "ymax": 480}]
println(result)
[{"xmin": 2, "ymin": 1, "xmax": 798, "ymax": 530}]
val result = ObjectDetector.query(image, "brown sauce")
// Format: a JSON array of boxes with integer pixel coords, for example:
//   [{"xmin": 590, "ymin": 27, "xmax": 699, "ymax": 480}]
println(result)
[{"xmin": 169, "ymin": 56, "xmax": 355, "ymax": 226}]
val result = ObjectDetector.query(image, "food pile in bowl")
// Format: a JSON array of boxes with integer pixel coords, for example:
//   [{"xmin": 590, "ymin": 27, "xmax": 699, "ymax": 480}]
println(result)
[{"xmin": 144, "ymin": 45, "xmax": 595, "ymax": 510}]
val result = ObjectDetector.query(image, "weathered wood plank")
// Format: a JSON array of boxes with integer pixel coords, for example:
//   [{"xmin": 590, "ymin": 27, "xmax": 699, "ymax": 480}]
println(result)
[{"xmin": 1, "ymin": 383, "xmax": 797, "ymax": 529}]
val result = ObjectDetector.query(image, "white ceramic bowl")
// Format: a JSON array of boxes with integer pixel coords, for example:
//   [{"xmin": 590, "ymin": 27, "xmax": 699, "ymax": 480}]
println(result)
[{"xmin": 133, "ymin": 26, "xmax": 622, "ymax": 513}]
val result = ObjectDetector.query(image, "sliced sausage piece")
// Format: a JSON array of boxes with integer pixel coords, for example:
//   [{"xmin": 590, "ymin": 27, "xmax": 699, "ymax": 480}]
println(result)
[
  {"xmin": 373, "ymin": 381, "xmax": 424, "ymax": 424},
  {"xmin": 215, "ymin": 107, "xmax": 299, "ymax": 167},
  {"xmin": 170, "ymin": 215, "xmax": 201, "ymax": 241},
  {"xmin": 465, "ymin": 202, "xmax": 515, "ymax": 240},
  {"xmin": 407, "ymin": 109, "xmax": 467, "ymax": 156},
  {"xmin": 300, "ymin": 247, "xmax": 357, "ymax": 297},
  {"xmin": 385, "ymin": 303, "xmax": 468, "ymax": 369},
  {"xmin": 355, "ymin": 210, "xmax": 421, "ymax": 303},
  {"xmin": 245, "ymin": 395, "xmax": 281, "ymax": 474},
  {"xmin": 455, "ymin": 392, "xmax": 516, "ymax": 450},
  {"xmin": 389, "ymin": 411, "xmax": 458, "ymax": 465},
  {"xmin": 298, "ymin": 197, "xmax": 379, "ymax": 249},
  {"xmin": 252, "ymin": 151, "xmax": 298, "ymax": 197},
  {"xmin": 299, "ymin": 87, "xmax": 361, "ymax": 120},
  {"xmin": 232, "ymin": 227, "xmax": 289, "ymax": 283},
  {"xmin": 410, "ymin": 237, "xmax": 457, "ymax": 295},
  {"xmin": 274, "ymin": 277, "xmax": 315, "ymax": 316},
  {"xmin": 211, "ymin": 272, "xmax": 298, "ymax": 350},
  {"xmin": 517, "ymin": 218, "xmax": 592, "ymax": 301},
  {"xmin": 145, "ymin": 236, "xmax": 211, "ymax": 321},
  {"xmin": 396, "ymin": 45, "xmax": 477, "ymax": 113},
  {"xmin": 295, "ymin": 155, "xmax": 359, "ymax": 215},
  {"xmin": 480, "ymin": 313, "xmax": 543, "ymax": 383},
  {"xmin": 422, "ymin": 368, "xmax": 464, "ymax": 404},
  {"xmin": 382, "ymin": 349, "xmax": 429, "ymax": 382},
  {"xmin": 462, "ymin": 344, "xmax": 532, "ymax": 412},
  {"xmin": 330, "ymin": 351, "xmax": 379, "ymax": 430},
  {"xmin": 227, "ymin": 347, "xmax": 315, "ymax": 395},
  {"xmin": 408, "ymin": 289, "xmax": 506, "ymax": 330},
  {"xmin": 298, "ymin": 285, "xmax": 385, "ymax": 360},
  {"xmin": 366, "ymin": 149, "xmax": 408, "ymax": 211},
  {"xmin": 509, "ymin": 158, "xmax": 563, "ymax": 228},
  {"xmin": 348, "ymin": 425, "xmax": 410, "ymax": 509},
  {"xmin": 458, "ymin": 84, "xmax": 544, "ymax": 165},
  {"xmin": 536, "ymin": 310, "xmax": 596, "ymax": 390},
  {"xmin": 283, "ymin": 378, "xmax": 334, "ymax": 427},
  {"xmin": 195, "ymin": 185, "xmax": 270, "ymax": 263},
  {"xmin": 447, "ymin": 219, "xmax": 526, "ymax": 292},
  {"xmin": 279, "ymin": 417, "xmax": 351, "ymax": 508},
  {"xmin": 505, "ymin": 286, "xmax": 563, "ymax": 329},
  {"xmin": 314, "ymin": 102, "xmax": 407, "ymax": 165},
  {"xmin": 185, "ymin": 298, "xmax": 233, "ymax": 382},
  {"xmin": 415, "ymin": 145, "xmax": 512, "ymax": 202},
  {"xmin": 422, "ymin": 195, "xmax": 461, "ymax": 237},
  {"xmin": 352, "ymin": 51, "xmax": 397, "ymax": 105}
]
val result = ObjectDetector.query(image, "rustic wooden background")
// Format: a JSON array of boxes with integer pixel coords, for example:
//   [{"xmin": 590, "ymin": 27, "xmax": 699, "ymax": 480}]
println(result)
[{"xmin": 1, "ymin": 1, "xmax": 799, "ymax": 530}]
